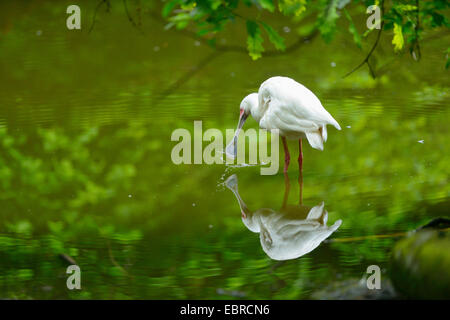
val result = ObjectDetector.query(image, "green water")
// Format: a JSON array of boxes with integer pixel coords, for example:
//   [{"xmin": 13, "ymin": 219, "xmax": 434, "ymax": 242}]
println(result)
[{"xmin": 0, "ymin": 2, "xmax": 449, "ymax": 299}]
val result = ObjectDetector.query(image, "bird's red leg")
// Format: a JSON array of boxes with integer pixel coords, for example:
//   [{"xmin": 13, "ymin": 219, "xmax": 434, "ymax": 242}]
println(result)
[
  {"xmin": 298, "ymin": 138, "xmax": 303, "ymax": 174},
  {"xmin": 282, "ymin": 137, "xmax": 290, "ymax": 173},
  {"xmin": 298, "ymin": 139, "xmax": 303, "ymax": 205}
]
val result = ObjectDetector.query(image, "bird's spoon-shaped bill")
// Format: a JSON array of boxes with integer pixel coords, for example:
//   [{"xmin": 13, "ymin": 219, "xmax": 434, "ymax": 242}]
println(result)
[{"xmin": 225, "ymin": 112, "xmax": 248, "ymax": 159}]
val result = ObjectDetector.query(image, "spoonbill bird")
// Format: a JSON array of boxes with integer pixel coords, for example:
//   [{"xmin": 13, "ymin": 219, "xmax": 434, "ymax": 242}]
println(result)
[
  {"xmin": 225, "ymin": 174, "xmax": 342, "ymax": 261},
  {"xmin": 226, "ymin": 76, "xmax": 341, "ymax": 173}
]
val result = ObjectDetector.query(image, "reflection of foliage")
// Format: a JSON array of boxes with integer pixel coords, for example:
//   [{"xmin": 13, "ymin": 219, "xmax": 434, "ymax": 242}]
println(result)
[{"xmin": 0, "ymin": 87, "xmax": 448, "ymax": 298}]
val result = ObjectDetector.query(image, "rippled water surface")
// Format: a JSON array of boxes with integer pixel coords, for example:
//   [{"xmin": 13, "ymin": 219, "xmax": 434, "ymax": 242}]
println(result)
[{"xmin": 0, "ymin": 1, "xmax": 449, "ymax": 299}]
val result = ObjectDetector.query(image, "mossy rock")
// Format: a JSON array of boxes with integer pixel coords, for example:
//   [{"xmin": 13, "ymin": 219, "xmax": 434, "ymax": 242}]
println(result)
[{"xmin": 390, "ymin": 229, "xmax": 450, "ymax": 299}]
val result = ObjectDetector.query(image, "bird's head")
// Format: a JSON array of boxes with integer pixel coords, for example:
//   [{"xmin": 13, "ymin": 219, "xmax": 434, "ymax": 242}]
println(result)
[{"xmin": 239, "ymin": 93, "xmax": 258, "ymax": 121}]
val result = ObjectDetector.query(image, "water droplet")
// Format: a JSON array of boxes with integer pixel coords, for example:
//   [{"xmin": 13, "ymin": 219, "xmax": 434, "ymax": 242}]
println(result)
[{"xmin": 331, "ymin": 62, "xmax": 336, "ymax": 67}]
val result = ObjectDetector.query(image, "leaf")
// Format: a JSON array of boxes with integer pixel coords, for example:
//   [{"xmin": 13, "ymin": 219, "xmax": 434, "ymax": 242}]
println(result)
[
  {"xmin": 317, "ymin": 0, "xmax": 339, "ymax": 43},
  {"xmin": 394, "ymin": 4, "xmax": 417, "ymax": 12},
  {"xmin": 246, "ymin": 21, "xmax": 264, "ymax": 60},
  {"xmin": 278, "ymin": 0, "xmax": 307, "ymax": 16},
  {"xmin": 258, "ymin": 0, "xmax": 275, "ymax": 12},
  {"xmin": 261, "ymin": 22, "xmax": 286, "ymax": 51},
  {"xmin": 162, "ymin": 0, "xmax": 179, "ymax": 18},
  {"xmin": 169, "ymin": 13, "xmax": 191, "ymax": 30},
  {"xmin": 392, "ymin": 23, "xmax": 404, "ymax": 52},
  {"xmin": 210, "ymin": 0, "xmax": 222, "ymax": 10},
  {"xmin": 344, "ymin": 9, "xmax": 361, "ymax": 49}
]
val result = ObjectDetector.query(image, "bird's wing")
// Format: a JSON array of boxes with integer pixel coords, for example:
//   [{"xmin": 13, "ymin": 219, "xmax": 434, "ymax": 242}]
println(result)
[
  {"xmin": 260, "ymin": 100, "xmax": 326, "ymax": 151},
  {"xmin": 259, "ymin": 77, "xmax": 341, "ymax": 130},
  {"xmin": 259, "ymin": 88, "xmax": 320, "ymax": 132},
  {"xmin": 272, "ymin": 104, "xmax": 320, "ymax": 132}
]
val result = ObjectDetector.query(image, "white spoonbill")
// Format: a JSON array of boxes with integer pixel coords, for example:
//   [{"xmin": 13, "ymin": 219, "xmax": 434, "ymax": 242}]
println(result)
[
  {"xmin": 225, "ymin": 174, "xmax": 342, "ymax": 261},
  {"xmin": 226, "ymin": 76, "xmax": 341, "ymax": 173}
]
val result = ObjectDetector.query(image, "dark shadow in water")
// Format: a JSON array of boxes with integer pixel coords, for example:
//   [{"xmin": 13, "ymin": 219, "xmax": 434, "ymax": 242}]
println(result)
[{"xmin": 225, "ymin": 173, "xmax": 342, "ymax": 261}]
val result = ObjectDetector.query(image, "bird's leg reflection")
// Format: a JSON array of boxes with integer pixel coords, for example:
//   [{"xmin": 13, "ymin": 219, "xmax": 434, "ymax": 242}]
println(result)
[
  {"xmin": 298, "ymin": 138, "xmax": 304, "ymax": 205},
  {"xmin": 281, "ymin": 172, "xmax": 290, "ymax": 210},
  {"xmin": 282, "ymin": 171, "xmax": 303, "ymax": 207},
  {"xmin": 298, "ymin": 138, "xmax": 303, "ymax": 174},
  {"xmin": 298, "ymin": 170, "xmax": 303, "ymax": 206}
]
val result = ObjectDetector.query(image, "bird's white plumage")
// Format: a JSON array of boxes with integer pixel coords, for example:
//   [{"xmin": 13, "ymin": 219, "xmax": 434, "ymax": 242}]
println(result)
[
  {"xmin": 242, "ymin": 76, "xmax": 341, "ymax": 151},
  {"xmin": 225, "ymin": 174, "xmax": 342, "ymax": 261}
]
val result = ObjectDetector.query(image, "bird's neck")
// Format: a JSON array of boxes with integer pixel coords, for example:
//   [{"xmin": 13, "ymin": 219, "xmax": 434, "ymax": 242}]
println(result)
[{"xmin": 251, "ymin": 102, "xmax": 263, "ymax": 123}]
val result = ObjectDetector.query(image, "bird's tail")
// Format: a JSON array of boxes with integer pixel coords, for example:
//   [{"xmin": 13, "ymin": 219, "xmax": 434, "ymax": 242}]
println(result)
[
  {"xmin": 305, "ymin": 131, "xmax": 324, "ymax": 151},
  {"xmin": 306, "ymin": 118, "xmax": 340, "ymax": 151},
  {"xmin": 329, "ymin": 117, "xmax": 341, "ymax": 131}
]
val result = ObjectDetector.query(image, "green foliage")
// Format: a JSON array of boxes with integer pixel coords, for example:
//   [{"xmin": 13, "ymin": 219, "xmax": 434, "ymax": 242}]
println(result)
[
  {"xmin": 384, "ymin": 0, "xmax": 449, "ymax": 61},
  {"xmin": 344, "ymin": 8, "xmax": 362, "ymax": 48},
  {"xmin": 160, "ymin": 0, "xmax": 449, "ymax": 66},
  {"xmin": 278, "ymin": 0, "xmax": 307, "ymax": 16},
  {"xmin": 317, "ymin": 0, "xmax": 340, "ymax": 43},
  {"xmin": 258, "ymin": 0, "xmax": 275, "ymax": 12},
  {"xmin": 392, "ymin": 23, "xmax": 404, "ymax": 51},
  {"xmin": 0, "ymin": 81, "xmax": 448, "ymax": 298},
  {"xmin": 261, "ymin": 22, "xmax": 286, "ymax": 51},
  {"xmin": 246, "ymin": 20, "xmax": 265, "ymax": 59}
]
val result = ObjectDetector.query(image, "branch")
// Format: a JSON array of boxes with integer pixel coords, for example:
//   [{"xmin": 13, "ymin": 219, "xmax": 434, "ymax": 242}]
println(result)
[
  {"xmin": 88, "ymin": 0, "xmax": 110, "ymax": 34},
  {"xmin": 123, "ymin": 0, "xmax": 144, "ymax": 34},
  {"xmin": 265, "ymin": 30, "xmax": 319, "ymax": 57},
  {"xmin": 148, "ymin": 11, "xmax": 246, "ymax": 53},
  {"xmin": 154, "ymin": 50, "xmax": 224, "ymax": 105},
  {"xmin": 107, "ymin": 240, "xmax": 131, "ymax": 277},
  {"xmin": 343, "ymin": 21, "xmax": 384, "ymax": 78},
  {"xmin": 343, "ymin": 1, "xmax": 385, "ymax": 78},
  {"xmin": 148, "ymin": 10, "xmax": 318, "ymax": 57}
]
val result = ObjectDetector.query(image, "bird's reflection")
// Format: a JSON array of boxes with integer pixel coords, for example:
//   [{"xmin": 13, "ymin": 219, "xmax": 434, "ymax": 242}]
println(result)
[{"xmin": 225, "ymin": 174, "xmax": 342, "ymax": 261}]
